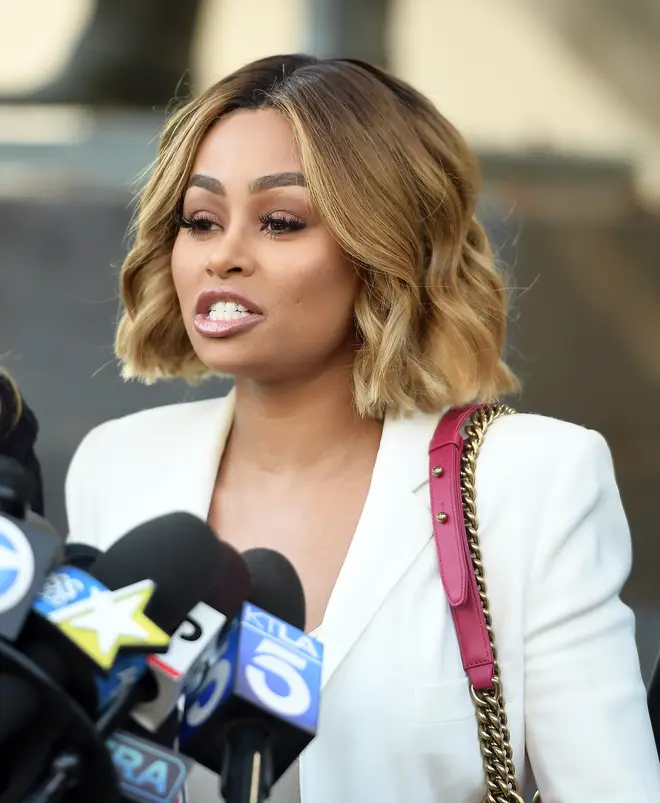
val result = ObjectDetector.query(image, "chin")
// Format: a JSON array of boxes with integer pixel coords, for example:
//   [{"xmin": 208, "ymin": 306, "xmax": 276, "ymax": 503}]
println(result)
[
  {"xmin": 197, "ymin": 353, "xmax": 252, "ymax": 378},
  {"xmin": 194, "ymin": 344, "xmax": 268, "ymax": 381},
  {"xmin": 190, "ymin": 332, "xmax": 331, "ymax": 385}
]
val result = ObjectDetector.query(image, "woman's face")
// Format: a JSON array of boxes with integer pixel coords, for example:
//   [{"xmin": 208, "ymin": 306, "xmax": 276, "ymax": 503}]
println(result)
[{"xmin": 171, "ymin": 108, "xmax": 359, "ymax": 384}]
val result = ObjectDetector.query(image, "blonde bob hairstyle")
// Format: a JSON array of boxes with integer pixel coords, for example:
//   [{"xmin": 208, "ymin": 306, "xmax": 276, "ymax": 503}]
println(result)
[
  {"xmin": 116, "ymin": 54, "xmax": 518, "ymax": 418},
  {"xmin": 0, "ymin": 367, "xmax": 22, "ymax": 435}
]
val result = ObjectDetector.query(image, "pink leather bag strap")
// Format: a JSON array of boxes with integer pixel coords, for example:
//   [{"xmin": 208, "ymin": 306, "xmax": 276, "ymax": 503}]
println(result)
[{"xmin": 429, "ymin": 405, "xmax": 494, "ymax": 691}]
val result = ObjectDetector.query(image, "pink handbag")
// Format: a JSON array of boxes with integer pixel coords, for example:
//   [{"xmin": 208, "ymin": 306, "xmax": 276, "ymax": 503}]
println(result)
[{"xmin": 429, "ymin": 404, "xmax": 541, "ymax": 803}]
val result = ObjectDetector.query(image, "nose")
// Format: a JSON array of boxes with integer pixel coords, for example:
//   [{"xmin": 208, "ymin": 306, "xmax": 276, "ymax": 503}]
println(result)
[{"xmin": 202, "ymin": 231, "xmax": 255, "ymax": 279}]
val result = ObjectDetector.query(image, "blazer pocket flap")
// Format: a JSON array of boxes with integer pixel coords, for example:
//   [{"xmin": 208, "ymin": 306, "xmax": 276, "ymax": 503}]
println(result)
[{"xmin": 414, "ymin": 678, "xmax": 475, "ymax": 724}]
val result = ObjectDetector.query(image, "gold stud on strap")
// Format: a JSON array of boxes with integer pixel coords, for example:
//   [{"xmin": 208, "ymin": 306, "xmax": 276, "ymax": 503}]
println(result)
[
  {"xmin": 435, "ymin": 511, "xmax": 448, "ymax": 523},
  {"xmin": 432, "ymin": 465, "xmax": 444, "ymax": 476}
]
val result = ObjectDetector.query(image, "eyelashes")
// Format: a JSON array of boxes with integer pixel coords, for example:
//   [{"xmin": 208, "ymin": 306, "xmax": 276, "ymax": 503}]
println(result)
[
  {"xmin": 176, "ymin": 212, "xmax": 217, "ymax": 237},
  {"xmin": 259, "ymin": 212, "xmax": 307, "ymax": 237},
  {"xmin": 175, "ymin": 210, "xmax": 307, "ymax": 239}
]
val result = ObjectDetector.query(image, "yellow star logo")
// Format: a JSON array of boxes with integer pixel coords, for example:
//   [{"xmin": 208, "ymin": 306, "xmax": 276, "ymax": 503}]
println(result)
[{"xmin": 47, "ymin": 579, "xmax": 170, "ymax": 670}]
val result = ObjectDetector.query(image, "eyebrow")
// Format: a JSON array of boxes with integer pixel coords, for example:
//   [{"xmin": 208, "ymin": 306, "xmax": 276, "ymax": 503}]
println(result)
[{"xmin": 186, "ymin": 171, "xmax": 307, "ymax": 196}]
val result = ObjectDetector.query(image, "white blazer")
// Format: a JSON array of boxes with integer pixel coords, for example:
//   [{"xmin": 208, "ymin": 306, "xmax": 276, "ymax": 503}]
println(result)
[{"xmin": 65, "ymin": 390, "xmax": 660, "ymax": 803}]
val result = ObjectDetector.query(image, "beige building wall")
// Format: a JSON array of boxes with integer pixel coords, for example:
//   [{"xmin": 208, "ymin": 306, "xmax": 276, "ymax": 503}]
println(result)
[{"xmin": 1, "ymin": 0, "xmax": 659, "ymax": 199}]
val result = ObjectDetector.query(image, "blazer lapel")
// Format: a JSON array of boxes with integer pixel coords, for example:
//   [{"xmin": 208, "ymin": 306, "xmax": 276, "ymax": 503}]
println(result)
[
  {"xmin": 117, "ymin": 392, "xmax": 442, "ymax": 691},
  {"xmin": 177, "ymin": 389, "xmax": 236, "ymax": 521},
  {"xmin": 137, "ymin": 390, "xmax": 236, "ymax": 526},
  {"xmin": 318, "ymin": 408, "xmax": 444, "ymax": 688}
]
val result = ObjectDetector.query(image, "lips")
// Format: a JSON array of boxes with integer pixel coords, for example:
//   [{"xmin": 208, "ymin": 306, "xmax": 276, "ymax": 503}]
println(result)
[
  {"xmin": 193, "ymin": 287, "xmax": 264, "ymax": 339},
  {"xmin": 195, "ymin": 288, "xmax": 262, "ymax": 316}
]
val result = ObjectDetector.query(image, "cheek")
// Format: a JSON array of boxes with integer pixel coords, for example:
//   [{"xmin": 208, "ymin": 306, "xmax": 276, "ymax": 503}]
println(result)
[
  {"xmin": 283, "ymin": 252, "xmax": 358, "ymax": 333},
  {"xmin": 286, "ymin": 237, "xmax": 355, "ymax": 305},
  {"xmin": 170, "ymin": 236, "xmax": 195, "ymax": 303}
]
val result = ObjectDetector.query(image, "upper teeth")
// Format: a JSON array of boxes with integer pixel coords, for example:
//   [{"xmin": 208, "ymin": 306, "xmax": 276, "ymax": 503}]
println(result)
[{"xmin": 208, "ymin": 300, "xmax": 251, "ymax": 320}]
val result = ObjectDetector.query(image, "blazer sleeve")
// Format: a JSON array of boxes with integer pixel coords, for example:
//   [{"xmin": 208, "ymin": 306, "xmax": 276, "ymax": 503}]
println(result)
[
  {"xmin": 524, "ymin": 428, "xmax": 660, "ymax": 800},
  {"xmin": 64, "ymin": 422, "xmax": 108, "ymax": 547}
]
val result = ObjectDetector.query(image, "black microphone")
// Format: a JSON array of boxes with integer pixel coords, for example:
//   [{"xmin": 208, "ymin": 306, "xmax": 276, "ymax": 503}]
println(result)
[
  {"xmin": 648, "ymin": 651, "xmax": 660, "ymax": 759},
  {"xmin": 0, "ymin": 371, "xmax": 44, "ymax": 517},
  {"xmin": 51, "ymin": 537, "xmax": 194, "ymax": 801},
  {"xmin": 0, "ymin": 513, "xmax": 224, "ymax": 753},
  {"xmin": 179, "ymin": 548, "xmax": 323, "ymax": 803},
  {"xmin": 105, "ymin": 727, "xmax": 196, "ymax": 803},
  {"xmin": 39, "ymin": 541, "xmax": 184, "ymax": 750},
  {"xmin": 96, "ymin": 535, "xmax": 252, "ymax": 740},
  {"xmin": 1, "ymin": 513, "xmax": 229, "ymax": 803},
  {"xmin": 0, "ymin": 457, "xmax": 62, "ymax": 642},
  {"xmin": 62, "ymin": 542, "xmax": 103, "ymax": 573}
]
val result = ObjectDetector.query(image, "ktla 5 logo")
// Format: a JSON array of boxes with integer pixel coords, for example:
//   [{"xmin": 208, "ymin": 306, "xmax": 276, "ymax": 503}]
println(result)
[
  {"xmin": 185, "ymin": 604, "xmax": 322, "ymax": 728},
  {"xmin": 245, "ymin": 637, "xmax": 312, "ymax": 717}
]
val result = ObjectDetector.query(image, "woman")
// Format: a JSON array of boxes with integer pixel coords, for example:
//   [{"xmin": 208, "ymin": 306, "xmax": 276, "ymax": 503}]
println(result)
[{"xmin": 65, "ymin": 55, "xmax": 660, "ymax": 802}]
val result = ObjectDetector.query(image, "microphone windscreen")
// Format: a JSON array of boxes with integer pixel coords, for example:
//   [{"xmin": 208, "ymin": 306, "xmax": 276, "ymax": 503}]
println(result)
[
  {"xmin": 64, "ymin": 542, "xmax": 103, "ymax": 571},
  {"xmin": 90, "ymin": 512, "xmax": 225, "ymax": 634},
  {"xmin": 243, "ymin": 548, "xmax": 306, "ymax": 631},
  {"xmin": 0, "ymin": 455, "xmax": 33, "ymax": 508},
  {"xmin": 203, "ymin": 541, "xmax": 252, "ymax": 621}
]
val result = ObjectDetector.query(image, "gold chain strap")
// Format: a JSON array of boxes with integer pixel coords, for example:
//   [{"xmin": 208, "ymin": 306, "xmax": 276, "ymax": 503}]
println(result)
[{"xmin": 460, "ymin": 404, "xmax": 541, "ymax": 803}]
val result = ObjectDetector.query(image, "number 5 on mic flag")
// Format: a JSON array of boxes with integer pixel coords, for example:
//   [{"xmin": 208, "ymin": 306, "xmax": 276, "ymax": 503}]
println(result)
[{"xmin": 180, "ymin": 602, "xmax": 323, "ymax": 781}]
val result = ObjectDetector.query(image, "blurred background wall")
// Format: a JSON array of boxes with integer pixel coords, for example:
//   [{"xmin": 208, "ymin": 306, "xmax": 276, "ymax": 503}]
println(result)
[{"xmin": 1, "ymin": 0, "xmax": 659, "ymax": 692}]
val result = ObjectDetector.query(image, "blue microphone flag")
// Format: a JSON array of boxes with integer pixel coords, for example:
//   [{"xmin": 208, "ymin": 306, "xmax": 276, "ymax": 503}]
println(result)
[{"xmin": 181, "ymin": 601, "xmax": 322, "ymax": 743}]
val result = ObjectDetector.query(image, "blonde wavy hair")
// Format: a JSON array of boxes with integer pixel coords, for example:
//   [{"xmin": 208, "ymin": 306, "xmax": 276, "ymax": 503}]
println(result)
[
  {"xmin": 116, "ymin": 54, "xmax": 518, "ymax": 418},
  {"xmin": 0, "ymin": 367, "xmax": 22, "ymax": 433}
]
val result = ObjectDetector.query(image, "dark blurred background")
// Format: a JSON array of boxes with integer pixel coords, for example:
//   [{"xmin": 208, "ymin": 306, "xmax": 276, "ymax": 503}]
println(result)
[{"xmin": 1, "ymin": 0, "xmax": 659, "ymax": 705}]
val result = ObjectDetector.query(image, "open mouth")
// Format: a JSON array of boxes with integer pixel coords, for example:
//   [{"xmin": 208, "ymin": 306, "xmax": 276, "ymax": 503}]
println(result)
[{"xmin": 193, "ymin": 291, "xmax": 264, "ymax": 338}]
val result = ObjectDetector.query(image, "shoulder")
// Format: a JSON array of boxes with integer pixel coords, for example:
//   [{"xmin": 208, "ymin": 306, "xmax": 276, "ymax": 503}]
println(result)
[
  {"xmin": 64, "ymin": 395, "xmax": 231, "ymax": 538},
  {"xmin": 413, "ymin": 406, "xmax": 612, "ymax": 481},
  {"xmin": 455, "ymin": 410, "xmax": 632, "ymax": 672},
  {"xmin": 474, "ymin": 410, "xmax": 619, "ymax": 528},
  {"xmin": 484, "ymin": 408, "xmax": 603, "ymax": 447},
  {"xmin": 78, "ymin": 396, "xmax": 227, "ymax": 451},
  {"xmin": 473, "ymin": 409, "xmax": 629, "ymax": 589},
  {"xmin": 68, "ymin": 396, "xmax": 230, "ymax": 475},
  {"xmin": 389, "ymin": 407, "xmax": 613, "ymax": 497},
  {"xmin": 479, "ymin": 410, "xmax": 612, "ymax": 472},
  {"xmin": 425, "ymin": 407, "xmax": 627, "ymax": 571}
]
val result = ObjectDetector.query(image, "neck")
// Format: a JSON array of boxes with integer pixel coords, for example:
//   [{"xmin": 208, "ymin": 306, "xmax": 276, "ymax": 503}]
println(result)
[{"xmin": 227, "ymin": 366, "xmax": 383, "ymax": 475}]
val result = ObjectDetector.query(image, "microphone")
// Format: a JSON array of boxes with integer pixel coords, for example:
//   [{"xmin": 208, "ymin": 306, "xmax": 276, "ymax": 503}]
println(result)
[
  {"xmin": 37, "ymin": 540, "xmax": 184, "ymax": 753},
  {"xmin": 179, "ymin": 548, "xmax": 323, "ymax": 803},
  {"xmin": 62, "ymin": 542, "xmax": 103, "ymax": 573},
  {"xmin": 0, "ymin": 457, "xmax": 62, "ymax": 642},
  {"xmin": 648, "ymin": 651, "xmax": 660, "ymax": 759},
  {"xmin": 106, "ymin": 729, "xmax": 194, "ymax": 803},
  {"xmin": 0, "ymin": 513, "xmax": 222, "ymax": 749},
  {"xmin": 0, "ymin": 371, "xmax": 44, "ymax": 517},
  {"xmin": 0, "ymin": 513, "xmax": 227, "ymax": 803},
  {"xmin": 98, "ymin": 537, "xmax": 252, "ymax": 738}
]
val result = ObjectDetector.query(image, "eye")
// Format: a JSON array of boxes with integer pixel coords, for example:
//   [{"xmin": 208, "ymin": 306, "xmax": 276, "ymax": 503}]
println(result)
[
  {"xmin": 176, "ymin": 211, "xmax": 222, "ymax": 238},
  {"xmin": 260, "ymin": 212, "xmax": 307, "ymax": 238}
]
